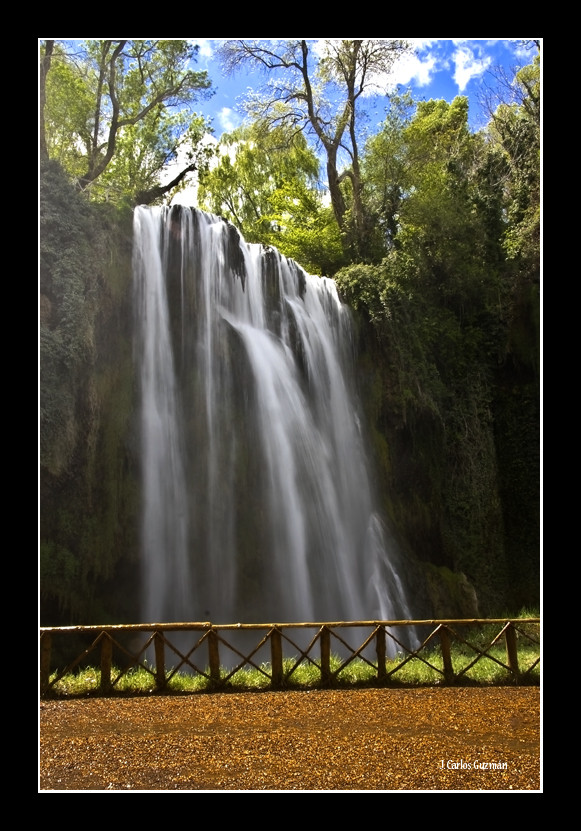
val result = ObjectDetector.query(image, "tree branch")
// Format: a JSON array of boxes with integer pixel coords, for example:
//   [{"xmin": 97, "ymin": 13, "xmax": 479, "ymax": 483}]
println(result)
[{"xmin": 134, "ymin": 161, "xmax": 197, "ymax": 205}]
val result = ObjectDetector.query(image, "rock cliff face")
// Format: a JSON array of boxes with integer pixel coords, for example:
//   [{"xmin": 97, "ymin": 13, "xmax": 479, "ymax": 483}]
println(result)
[
  {"xmin": 39, "ymin": 161, "xmax": 539, "ymax": 626},
  {"xmin": 346, "ymin": 302, "xmax": 539, "ymax": 618},
  {"xmin": 40, "ymin": 160, "xmax": 140, "ymax": 625}
]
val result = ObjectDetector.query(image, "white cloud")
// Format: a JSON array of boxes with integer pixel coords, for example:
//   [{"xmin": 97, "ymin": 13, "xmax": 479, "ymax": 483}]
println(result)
[
  {"xmin": 451, "ymin": 46, "xmax": 492, "ymax": 91},
  {"xmin": 364, "ymin": 39, "xmax": 445, "ymax": 93},
  {"xmin": 217, "ymin": 107, "xmax": 241, "ymax": 132},
  {"xmin": 391, "ymin": 50, "xmax": 438, "ymax": 89},
  {"xmin": 194, "ymin": 39, "xmax": 214, "ymax": 59},
  {"xmin": 352, "ymin": 43, "xmax": 439, "ymax": 96}
]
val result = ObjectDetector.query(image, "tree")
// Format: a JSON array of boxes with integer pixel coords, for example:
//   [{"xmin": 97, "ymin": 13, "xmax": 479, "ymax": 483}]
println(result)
[
  {"xmin": 218, "ymin": 39, "xmax": 411, "ymax": 259},
  {"xmin": 40, "ymin": 39, "xmax": 214, "ymax": 204},
  {"xmin": 361, "ymin": 92, "xmax": 415, "ymax": 256},
  {"xmin": 198, "ymin": 121, "xmax": 346, "ymax": 275},
  {"xmin": 480, "ymin": 52, "xmax": 540, "ymax": 373},
  {"xmin": 198, "ymin": 123, "xmax": 315, "ymax": 236},
  {"xmin": 371, "ymin": 96, "xmax": 503, "ymax": 318},
  {"xmin": 487, "ymin": 55, "xmax": 540, "ymax": 265}
]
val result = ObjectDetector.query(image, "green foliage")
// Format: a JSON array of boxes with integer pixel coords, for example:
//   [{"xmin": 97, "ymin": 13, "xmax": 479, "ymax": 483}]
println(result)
[
  {"xmin": 335, "ymin": 68, "xmax": 540, "ymax": 613},
  {"xmin": 334, "ymin": 263, "xmax": 382, "ymax": 313},
  {"xmin": 362, "ymin": 92, "xmax": 415, "ymax": 253},
  {"xmin": 485, "ymin": 55, "xmax": 540, "ymax": 372},
  {"xmin": 43, "ymin": 43, "xmax": 95, "ymax": 179},
  {"xmin": 40, "ymin": 159, "xmax": 100, "ymax": 474},
  {"xmin": 41, "ymin": 39, "xmax": 214, "ymax": 204},
  {"xmin": 198, "ymin": 122, "xmax": 317, "ymax": 237},
  {"xmin": 490, "ymin": 57, "xmax": 540, "ymax": 258},
  {"xmin": 40, "ymin": 159, "xmax": 140, "ymax": 625}
]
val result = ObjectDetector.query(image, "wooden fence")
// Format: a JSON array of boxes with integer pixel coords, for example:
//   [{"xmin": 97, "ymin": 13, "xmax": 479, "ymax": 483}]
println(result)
[{"xmin": 40, "ymin": 618, "xmax": 540, "ymax": 697}]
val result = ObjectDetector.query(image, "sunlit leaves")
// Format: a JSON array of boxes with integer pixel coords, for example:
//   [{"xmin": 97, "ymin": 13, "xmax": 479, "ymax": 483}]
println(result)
[
  {"xmin": 198, "ymin": 122, "xmax": 345, "ymax": 274},
  {"xmin": 41, "ymin": 39, "xmax": 214, "ymax": 203}
]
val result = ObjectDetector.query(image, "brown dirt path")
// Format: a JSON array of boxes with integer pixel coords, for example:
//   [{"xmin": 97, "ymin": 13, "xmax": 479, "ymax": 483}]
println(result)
[{"xmin": 39, "ymin": 686, "xmax": 540, "ymax": 791}]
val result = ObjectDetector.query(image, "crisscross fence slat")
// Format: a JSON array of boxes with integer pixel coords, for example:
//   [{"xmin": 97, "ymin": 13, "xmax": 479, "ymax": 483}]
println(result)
[{"xmin": 40, "ymin": 618, "xmax": 540, "ymax": 697}]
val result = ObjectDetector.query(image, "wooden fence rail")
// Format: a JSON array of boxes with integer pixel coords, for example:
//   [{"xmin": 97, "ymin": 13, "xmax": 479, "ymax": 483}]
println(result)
[{"xmin": 39, "ymin": 618, "xmax": 540, "ymax": 697}]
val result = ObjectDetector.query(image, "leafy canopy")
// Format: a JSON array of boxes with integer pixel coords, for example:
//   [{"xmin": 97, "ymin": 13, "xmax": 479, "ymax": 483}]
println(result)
[{"xmin": 41, "ymin": 39, "xmax": 214, "ymax": 204}]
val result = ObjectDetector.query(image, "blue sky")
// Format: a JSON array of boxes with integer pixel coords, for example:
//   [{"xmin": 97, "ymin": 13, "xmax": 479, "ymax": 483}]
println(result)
[{"xmin": 193, "ymin": 38, "xmax": 540, "ymax": 136}]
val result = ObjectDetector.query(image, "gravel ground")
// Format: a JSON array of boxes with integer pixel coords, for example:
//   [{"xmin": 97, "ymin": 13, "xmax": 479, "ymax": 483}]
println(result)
[{"xmin": 39, "ymin": 686, "xmax": 540, "ymax": 792}]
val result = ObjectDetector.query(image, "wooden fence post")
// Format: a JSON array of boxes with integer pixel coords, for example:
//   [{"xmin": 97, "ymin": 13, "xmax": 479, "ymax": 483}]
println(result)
[
  {"xmin": 439, "ymin": 626, "xmax": 455, "ymax": 685},
  {"xmin": 376, "ymin": 626, "xmax": 387, "ymax": 683},
  {"xmin": 208, "ymin": 629, "xmax": 221, "ymax": 686},
  {"xmin": 270, "ymin": 628, "xmax": 283, "ymax": 689},
  {"xmin": 100, "ymin": 633, "xmax": 113, "ymax": 693},
  {"xmin": 154, "ymin": 631, "xmax": 166, "ymax": 690},
  {"xmin": 40, "ymin": 632, "xmax": 52, "ymax": 694},
  {"xmin": 320, "ymin": 626, "xmax": 331, "ymax": 685},
  {"xmin": 505, "ymin": 622, "xmax": 520, "ymax": 683}
]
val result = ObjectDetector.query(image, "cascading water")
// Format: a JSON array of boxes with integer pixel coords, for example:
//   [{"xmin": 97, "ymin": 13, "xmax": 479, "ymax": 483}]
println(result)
[{"xmin": 133, "ymin": 204, "xmax": 416, "ymax": 630}]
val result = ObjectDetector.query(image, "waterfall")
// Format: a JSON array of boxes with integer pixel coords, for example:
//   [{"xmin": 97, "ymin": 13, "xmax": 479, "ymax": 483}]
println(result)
[{"xmin": 133, "ymin": 205, "xmax": 416, "ymax": 628}]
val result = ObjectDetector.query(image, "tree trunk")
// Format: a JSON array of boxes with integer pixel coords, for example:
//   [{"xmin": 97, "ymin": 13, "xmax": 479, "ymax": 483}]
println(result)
[
  {"xmin": 326, "ymin": 153, "xmax": 346, "ymax": 238},
  {"xmin": 39, "ymin": 40, "xmax": 54, "ymax": 160}
]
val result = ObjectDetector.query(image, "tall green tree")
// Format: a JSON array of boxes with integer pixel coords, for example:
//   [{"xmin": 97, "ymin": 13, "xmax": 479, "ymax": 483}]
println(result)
[
  {"xmin": 360, "ymin": 92, "xmax": 415, "ymax": 256},
  {"xmin": 488, "ymin": 54, "xmax": 540, "ymax": 291},
  {"xmin": 40, "ymin": 39, "xmax": 214, "ymax": 204},
  {"xmin": 479, "ymin": 45, "xmax": 540, "ymax": 273},
  {"xmin": 398, "ymin": 98, "xmax": 501, "ymax": 312},
  {"xmin": 351, "ymin": 95, "xmax": 505, "ymax": 325},
  {"xmin": 218, "ymin": 39, "xmax": 411, "ymax": 259}
]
